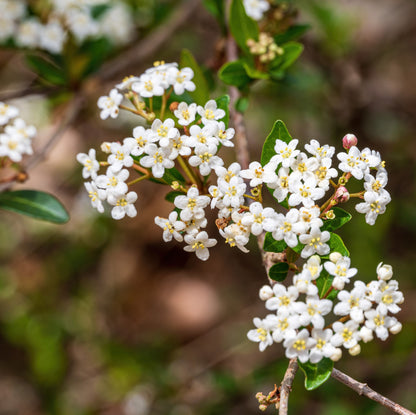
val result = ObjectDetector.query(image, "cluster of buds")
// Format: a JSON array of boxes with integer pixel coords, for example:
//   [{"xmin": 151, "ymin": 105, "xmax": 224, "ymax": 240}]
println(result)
[
  {"xmin": 247, "ymin": 33, "xmax": 283, "ymax": 63},
  {"xmin": 255, "ymin": 385, "xmax": 280, "ymax": 411}
]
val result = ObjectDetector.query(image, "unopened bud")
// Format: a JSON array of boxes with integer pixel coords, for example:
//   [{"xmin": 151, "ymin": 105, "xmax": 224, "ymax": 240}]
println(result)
[
  {"xmin": 16, "ymin": 171, "xmax": 28, "ymax": 183},
  {"xmin": 171, "ymin": 181, "xmax": 180, "ymax": 190},
  {"xmin": 329, "ymin": 252, "xmax": 342, "ymax": 263},
  {"xmin": 259, "ymin": 285, "xmax": 274, "ymax": 301},
  {"xmin": 256, "ymin": 392, "xmax": 266, "ymax": 402},
  {"xmin": 169, "ymin": 101, "xmax": 179, "ymax": 112},
  {"xmin": 389, "ymin": 322, "xmax": 402, "ymax": 334},
  {"xmin": 330, "ymin": 348, "xmax": 342, "ymax": 361},
  {"xmin": 332, "ymin": 277, "xmax": 345, "ymax": 290},
  {"xmin": 334, "ymin": 186, "xmax": 350, "ymax": 203},
  {"xmin": 342, "ymin": 133, "xmax": 358, "ymax": 150},
  {"xmin": 259, "ymin": 404, "xmax": 268, "ymax": 411},
  {"xmin": 376, "ymin": 262, "xmax": 393, "ymax": 281},
  {"xmin": 325, "ymin": 209, "xmax": 335, "ymax": 220},
  {"xmin": 349, "ymin": 344, "xmax": 361, "ymax": 356}
]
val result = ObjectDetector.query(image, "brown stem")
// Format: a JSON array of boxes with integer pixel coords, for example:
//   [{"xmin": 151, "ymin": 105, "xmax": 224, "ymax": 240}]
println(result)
[
  {"xmin": 331, "ymin": 368, "xmax": 416, "ymax": 415},
  {"xmin": 279, "ymin": 358, "xmax": 298, "ymax": 415}
]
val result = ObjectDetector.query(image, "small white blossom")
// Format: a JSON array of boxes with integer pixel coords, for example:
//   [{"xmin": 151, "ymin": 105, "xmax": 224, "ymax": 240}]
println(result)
[
  {"xmin": 299, "ymin": 226, "xmax": 330, "ymax": 258},
  {"xmin": 108, "ymin": 142, "xmax": 134, "ymax": 172},
  {"xmin": 167, "ymin": 67, "xmax": 196, "ymax": 95},
  {"xmin": 293, "ymin": 295, "xmax": 332, "ymax": 329},
  {"xmin": 140, "ymin": 144, "xmax": 174, "ymax": 178},
  {"xmin": 174, "ymin": 102, "xmax": 197, "ymax": 126},
  {"xmin": 331, "ymin": 321, "xmax": 360, "ymax": 349},
  {"xmin": 265, "ymin": 284, "xmax": 299, "ymax": 314},
  {"xmin": 0, "ymin": 102, "xmax": 18, "ymax": 125},
  {"xmin": 243, "ymin": 0, "xmax": 270, "ymax": 21},
  {"xmin": 197, "ymin": 100, "xmax": 225, "ymax": 125},
  {"xmin": 215, "ymin": 122, "xmax": 235, "ymax": 147},
  {"xmin": 77, "ymin": 148, "xmax": 100, "ymax": 179},
  {"xmin": 324, "ymin": 255, "xmax": 357, "ymax": 290},
  {"xmin": 309, "ymin": 329, "xmax": 337, "ymax": 363},
  {"xmin": 247, "ymin": 317, "xmax": 274, "ymax": 352},
  {"xmin": 155, "ymin": 211, "xmax": 186, "ymax": 242},
  {"xmin": 355, "ymin": 190, "xmax": 391, "ymax": 225},
  {"xmin": 108, "ymin": 191, "xmax": 138, "ymax": 220},
  {"xmin": 337, "ymin": 146, "xmax": 367, "ymax": 180},
  {"xmin": 183, "ymin": 231, "xmax": 217, "ymax": 261},
  {"xmin": 305, "ymin": 139, "xmax": 335, "ymax": 160},
  {"xmin": 95, "ymin": 167, "xmax": 129, "ymax": 197},
  {"xmin": 240, "ymin": 161, "xmax": 277, "ymax": 187},
  {"xmin": 271, "ymin": 139, "xmax": 300, "ymax": 168},
  {"xmin": 84, "ymin": 181, "xmax": 106, "ymax": 213},
  {"xmin": 150, "ymin": 118, "xmax": 179, "ymax": 148},
  {"xmin": 39, "ymin": 20, "xmax": 67, "ymax": 54},
  {"xmin": 97, "ymin": 89, "xmax": 123, "ymax": 120},
  {"xmin": 284, "ymin": 328, "xmax": 316, "ymax": 363},
  {"xmin": 188, "ymin": 143, "xmax": 224, "ymax": 176},
  {"xmin": 241, "ymin": 202, "xmax": 277, "ymax": 236},
  {"xmin": 174, "ymin": 187, "xmax": 210, "ymax": 222}
]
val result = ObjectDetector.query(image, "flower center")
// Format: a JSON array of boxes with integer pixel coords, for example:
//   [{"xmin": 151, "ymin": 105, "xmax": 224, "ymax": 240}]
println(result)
[{"xmin": 293, "ymin": 339, "xmax": 306, "ymax": 351}]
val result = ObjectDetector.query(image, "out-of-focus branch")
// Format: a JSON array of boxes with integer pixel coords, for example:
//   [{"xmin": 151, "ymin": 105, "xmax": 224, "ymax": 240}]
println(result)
[
  {"xmin": 97, "ymin": 0, "xmax": 201, "ymax": 83},
  {"xmin": 278, "ymin": 358, "xmax": 298, "ymax": 415},
  {"xmin": 0, "ymin": 92, "xmax": 84, "ymax": 193},
  {"xmin": 331, "ymin": 368, "xmax": 416, "ymax": 415},
  {"xmin": 0, "ymin": 84, "xmax": 62, "ymax": 102}
]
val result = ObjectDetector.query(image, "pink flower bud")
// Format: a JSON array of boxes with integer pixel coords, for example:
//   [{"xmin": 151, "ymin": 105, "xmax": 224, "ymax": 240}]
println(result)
[
  {"xmin": 342, "ymin": 134, "xmax": 358, "ymax": 150},
  {"xmin": 334, "ymin": 186, "xmax": 350, "ymax": 203}
]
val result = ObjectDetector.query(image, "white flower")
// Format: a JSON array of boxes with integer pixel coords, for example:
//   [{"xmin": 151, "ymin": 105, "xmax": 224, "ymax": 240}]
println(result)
[
  {"xmin": 293, "ymin": 295, "xmax": 332, "ymax": 329},
  {"xmin": 298, "ymin": 206, "xmax": 323, "ymax": 231},
  {"xmin": 269, "ymin": 314, "xmax": 300, "ymax": 343},
  {"xmin": 360, "ymin": 147, "xmax": 381, "ymax": 169},
  {"xmin": 187, "ymin": 123, "xmax": 218, "ymax": 148},
  {"xmin": 215, "ymin": 122, "xmax": 235, "ymax": 147},
  {"xmin": 95, "ymin": 167, "xmax": 129, "ymax": 197},
  {"xmin": 84, "ymin": 181, "xmax": 106, "ymax": 213},
  {"xmin": 376, "ymin": 262, "xmax": 393, "ymax": 281},
  {"xmin": 299, "ymin": 226, "xmax": 330, "ymax": 258},
  {"xmin": 0, "ymin": 15, "xmax": 15, "ymax": 42},
  {"xmin": 123, "ymin": 126, "xmax": 156, "ymax": 157},
  {"xmin": 0, "ymin": 102, "xmax": 18, "ymax": 125},
  {"xmin": 240, "ymin": 161, "xmax": 277, "ymax": 188},
  {"xmin": 132, "ymin": 73, "xmax": 165, "ymax": 98},
  {"xmin": 247, "ymin": 317, "xmax": 274, "ymax": 351},
  {"xmin": 218, "ymin": 175, "xmax": 246, "ymax": 208},
  {"xmin": 140, "ymin": 144, "xmax": 174, "ymax": 178},
  {"xmin": 183, "ymin": 231, "xmax": 217, "ymax": 261},
  {"xmin": 154, "ymin": 211, "xmax": 186, "ymax": 242},
  {"xmin": 189, "ymin": 143, "xmax": 224, "ymax": 176},
  {"xmin": 16, "ymin": 19, "xmax": 42, "ymax": 48},
  {"xmin": 66, "ymin": 8, "xmax": 99, "ymax": 43},
  {"xmin": 108, "ymin": 191, "xmax": 138, "ymax": 220},
  {"xmin": 364, "ymin": 308, "xmax": 394, "ymax": 341},
  {"xmin": 270, "ymin": 167, "xmax": 290, "ymax": 202},
  {"xmin": 373, "ymin": 280, "xmax": 403, "ymax": 315},
  {"xmin": 0, "ymin": 133, "xmax": 29, "ymax": 162},
  {"xmin": 215, "ymin": 162, "xmax": 242, "ymax": 183},
  {"xmin": 39, "ymin": 20, "xmax": 67, "ymax": 54},
  {"xmin": 337, "ymin": 146, "xmax": 367, "ymax": 180},
  {"xmin": 293, "ymin": 270, "xmax": 319, "ymax": 296},
  {"xmin": 107, "ymin": 142, "xmax": 134, "ymax": 172},
  {"xmin": 167, "ymin": 67, "xmax": 196, "ymax": 95},
  {"xmin": 305, "ymin": 139, "xmax": 335, "ymax": 160},
  {"xmin": 243, "ymin": 0, "xmax": 270, "ymax": 21},
  {"xmin": 355, "ymin": 191, "xmax": 391, "ymax": 225},
  {"xmin": 259, "ymin": 285, "xmax": 274, "ymax": 301},
  {"xmin": 288, "ymin": 175, "xmax": 325, "ymax": 208},
  {"xmin": 174, "ymin": 186, "xmax": 210, "ymax": 222},
  {"xmin": 265, "ymin": 284, "xmax": 299, "ymax": 314},
  {"xmin": 331, "ymin": 321, "xmax": 360, "ymax": 349},
  {"xmin": 219, "ymin": 223, "xmax": 250, "ymax": 253},
  {"xmin": 269, "ymin": 209, "xmax": 305, "ymax": 248},
  {"xmin": 302, "ymin": 255, "xmax": 323, "ymax": 280},
  {"xmin": 115, "ymin": 75, "xmax": 141, "ymax": 91},
  {"xmin": 271, "ymin": 139, "xmax": 300, "ymax": 168},
  {"xmin": 364, "ymin": 170, "xmax": 388, "ymax": 195},
  {"xmin": 333, "ymin": 281, "xmax": 372, "ymax": 323},
  {"xmin": 309, "ymin": 329, "xmax": 337, "ymax": 364},
  {"xmin": 5, "ymin": 118, "xmax": 36, "ymax": 140},
  {"xmin": 284, "ymin": 328, "xmax": 316, "ymax": 363},
  {"xmin": 241, "ymin": 202, "xmax": 277, "ymax": 236},
  {"xmin": 197, "ymin": 100, "xmax": 225, "ymax": 125},
  {"xmin": 98, "ymin": 4, "xmax": 134, "ymax": 45},
  {"xmin": 291, "ymin": 152, "xmax": 319, "ymax": 180},
  {"xmin": 77, "ymin": 148, "xmax": 100, "ymax": 179},
  {"xmin": 150, "ymin": 118, "xmax": 179, "ymax": 148},
  {"xmin": 324, "ymin": 255, "xmax": 357, "ymax": 290},
  {"xmin": 314, "ymin": 157, "xmax": 338, "ymax": 190},
  {"xmin": 97, "ymin": 89, "xmax": 123, "ymax": 120},
  {"xmin": 174, "ymin": 102, "xmax": 197, "ymax": 126}
]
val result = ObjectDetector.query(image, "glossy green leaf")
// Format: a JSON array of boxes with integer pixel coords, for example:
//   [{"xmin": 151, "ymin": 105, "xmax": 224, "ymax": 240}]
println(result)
[
  {"xmin": 327, "ymin": 232, "xmax": 349, "ymax": 257},
  {"xmin": 274, "ymin": 24, "xmax": 310, "ymax": 44},
  {"xmin": 269, "ymin": 262, "xmax": 289, "ymax": 282},
  {"xmin": 316, "ymin": 268, "xmax": 337, "ymax": 300},
  {"xmin": 162, "ymin": 167, "xmax": 186, "ymax": 186},
  {"xmin": 243, "ymin": 63, "xmax": 269, "ymax": 80},
  {"xmin": 180, "ymin": 49, "xmax": 210, "ymax": 105},
  {"xmin": 235, "ymin": 96, "xmax": 249, "ymax": 113},
  {"xmin": 215, "ymin": 95, "xmax": 230, "ymax": 126},
  {"xmin": 260, "ymin": 120, "xmax": 293, "ymax": 166},
  {"xmin": 229, "ymin": 0, "xmax": 259, "ymax": 52},
  {"xmin": 26, "ymin": 55, "xmax": 67, "ymax": 85},
  {"xmin": 298, "ymin": 358, "xmax": 334, "ymax": 390},
  {"xmin": 0, "ymin": 190, "xmax": 69, "ymax": 223},
  {"xmin": 269, "ymin": 42, "xmax": 304, "ymax": 80},
  {"xmin": 263, "ymin": 232, "xmax": 287, "ymax": 253},
  {"xmin": 322, "ymin": 207, "xmax": 352, "ymax": 232},
  {"xmin": 165, "ymin": 191, "xmax": 185, "ymax": 203},
  {"xmin": 203, "ymin": 0, "xmax": 226, "ymax": 29},
  {"xmin": 219, "ymin": 60, "xmax": 251, "ymax": 88}
]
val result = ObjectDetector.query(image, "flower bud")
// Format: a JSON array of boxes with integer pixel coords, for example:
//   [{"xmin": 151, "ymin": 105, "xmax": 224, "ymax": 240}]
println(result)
[
  {"xmin": 330, "ymin": 348, "xmax": 342, "ymax": 361},
  {"xmin": 169, "ymin": 101, "xmax": 179, "ymax": 112},
  {"xmin": 329, "ymin": 252, "xmax": 342, "ymax": 263},
  {"xmin": 259, "ymin": 285, "xmax": 274, "ymax": 301},
  {"xmin": 342, "ymin": 134, "xmax": 358, "ymax": 150},
  {"xmin": 332, "ymin": 277, "xmax": 345, "ymax": 290},
  {"xmin": 325, "ymin": 209, "xmax": 335, "ymax": 220},
  {"xmin": 259, "ymin": 404, "xmax": 268, "ymax": 411},
  {"xmin": 334, "ymin": 186, "xmax": 350, "ymax": 203},
  {"xmin": 377, "ymin": 262, "xmax": 393, "ymax": 281},
  {"xmin": 349, "ymin": 344, "xmax": 361, "ymax": 356},
  {"xmin": 389, "ymin": 322, "xmax": 402, "ymax": 334},
  {"xmin": 359, "ymin": 326, "xmax": 373, "ymax": 343}
]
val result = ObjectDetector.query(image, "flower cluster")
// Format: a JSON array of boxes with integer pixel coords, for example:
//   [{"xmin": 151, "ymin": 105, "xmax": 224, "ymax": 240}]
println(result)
[
  {"xmin": 243, "ymin": 0, "xmax": 270, "ymax": 21},
  {"xmin": 0, "ymin": 102, "xmax": 35, "ymax": 162},
  {"xmin": 247, "ymin": 33, "xmax": 283, "ymax": 63},
  {"xmin": 0, "ymin": 0, "xmax": 134, "ymax": 54},
  {"xmin": 248, "ymin": 257, "xmax": 403, "ymax": 362}
]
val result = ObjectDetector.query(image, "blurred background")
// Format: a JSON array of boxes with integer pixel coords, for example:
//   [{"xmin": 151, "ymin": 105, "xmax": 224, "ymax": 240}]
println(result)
[{"xmin": 0, "ymin": 0, "xmax": 415, "ymax": 414}]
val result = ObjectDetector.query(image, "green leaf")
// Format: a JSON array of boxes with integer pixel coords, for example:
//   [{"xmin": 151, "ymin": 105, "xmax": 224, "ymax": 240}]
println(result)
[
  {"xmin": 327, "ymin": 233, "xmax": 349, "ymax": 257},
  {"xmin": 269, "ymin": 42, "xmax": 304, "ymax": 80},
  {"xmin": 215, "ymin": 95, "xmax": 230, "ymax": 126},
  {"xmin": 274, "ymin": 24, "xmax": 310, "ymax": 44},
  {"xmin": 180, "ymin": 49, "xmax": 210, "ymax": 105},
  {"xmin": 219, "ymin": 60, "xmax": 252, "ymax": 88},
  {"xmin": 269, "ymin": 262, "xmax": 289, "ymax": 282},
  {"xmin": 243, "ymin": 63, "xmax": 270, "ymax": 80},
  {"xmin": 260, "ymin": 120, "xmax": 293, "ymax": 166},
  {"xmin": 235, "ymin": 96, "xmax": 249, "ymax": 113},
  {"xmin": 229, "ymin": 0, "xmax": 259, "ymax": 52},
  {"xmin": 165, "ymin": 191, "xmax": 185, "ymax": 203},
  {"xmin": 25, "ymin": 55, "xmax": 67, "ymax": 86},
  {"xmin": 316, "ymin": 268, "xmax": 337, "ymax": 300},
  {"xmin": 0, "ymin": 190, "xmax": 69, "ymax": 223},
  {"xmin": 298, "ymin": 358, "xmax": 334, "ymax": 390},
  {"xmin": 203, "ymin": 0, "xmax": 226, "ymax": 29},
  {"xmin": 162, "ymin": 167, "xmax": 186, "ymax": 186},
  {"xmin": 263, "ymin": 232, "xmax": 287, "ymax": 253},
  {"xmin": 322, "ymin": 207, "xmax": 352, "ymax": 232}
]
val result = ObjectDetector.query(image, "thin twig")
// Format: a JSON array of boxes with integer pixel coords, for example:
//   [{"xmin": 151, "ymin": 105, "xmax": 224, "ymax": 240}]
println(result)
[
  {"xmin": 0, "ymin": 84, "xmax": 62, "ymax": 102},
  {"xmin": 97, "ymin": 0, "xmax": 201, "ymax": 82},
  {"xmin": 331, "ymin": 368, "xmax": 416, "ymax": 415},
  {"xmin": 279, "ymin": 358, "xmax": 298, "ymax": 415}
]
